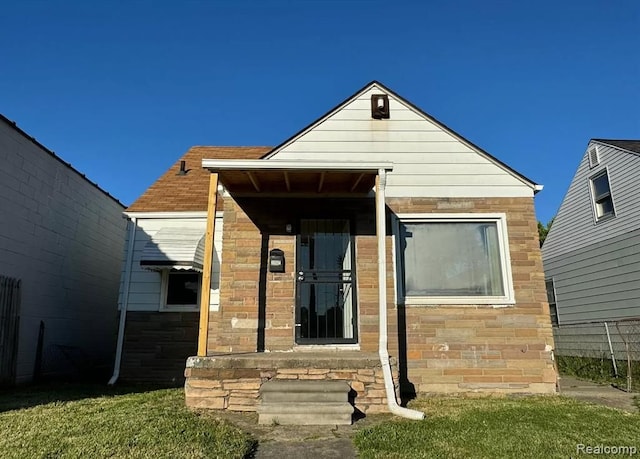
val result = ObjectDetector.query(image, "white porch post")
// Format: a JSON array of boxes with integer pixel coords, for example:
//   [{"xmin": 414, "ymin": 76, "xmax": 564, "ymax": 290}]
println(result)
[{"xmin": 376, "ymin": 169, "xmax": 424, "ymax": 420}]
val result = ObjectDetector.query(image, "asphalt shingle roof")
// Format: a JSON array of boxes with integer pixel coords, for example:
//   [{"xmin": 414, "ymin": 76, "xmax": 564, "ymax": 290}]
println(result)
[
  {"xmin": 594, "ymin": 139, "xmax": 640, "ymax": 154},
  {"xmin": 127, "ymin": 146, "xmax": 271, "ymax": 212}
]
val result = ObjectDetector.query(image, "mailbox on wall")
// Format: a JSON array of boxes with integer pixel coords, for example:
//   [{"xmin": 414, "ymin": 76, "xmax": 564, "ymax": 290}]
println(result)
[{"xmin": 269, "ymin": 248, "xmax": 285, "ymax": 273}]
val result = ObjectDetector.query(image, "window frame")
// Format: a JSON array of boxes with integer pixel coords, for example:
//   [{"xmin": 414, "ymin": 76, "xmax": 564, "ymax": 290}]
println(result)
[
  {"xmin": 160, "ymin": 269, "xmax": 201, "ymax": 312},
  {"xmin": 394, "ymin": 213, "xmax": 515, "ymax": 306},
  {"xmin": 544, "ymin": 277, "xmax": 559, "ymax": 326},
  {"xmin": 589, "ymin": 167, "xmax": 616, "ymax": 223}
]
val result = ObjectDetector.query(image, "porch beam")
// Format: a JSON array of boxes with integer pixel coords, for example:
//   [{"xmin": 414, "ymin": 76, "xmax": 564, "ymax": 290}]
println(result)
[
  {"xmin": 284, "ymin": 171, "xmax": 291, "ymax": 192},
  {"xmin": 246, "ymin": 171, "xmax": 261, "ymax": 192},
  {"xmin": 202, "ymin": 159, "xmax": 394, "ymax": 171},
  {"xmin": 317, "ymin": 172, "xmax": 325, "ymax": 192},
  {"xmin": 198, "ymin": 172, "xmax": 219, "ymax": 357}
]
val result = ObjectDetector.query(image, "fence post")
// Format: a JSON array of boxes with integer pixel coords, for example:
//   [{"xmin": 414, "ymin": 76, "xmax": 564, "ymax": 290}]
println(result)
[
  {"xmin": 615, "ymin": 321, "xmax": 633, "ymax": 393},
  {"xmin": 604, "ymin": 322, "xmax": 618, "ymax": 378}
]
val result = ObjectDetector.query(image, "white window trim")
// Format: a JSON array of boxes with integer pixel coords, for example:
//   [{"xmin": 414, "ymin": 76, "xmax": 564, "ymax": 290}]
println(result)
[
  {"xmin": 588, "ymin": 167, "xmax": 616, "ymax": 223},
  {"xmin": 160, "ymin": 270, "xmax": 201, "ymax": 312},
  {"xmin": 393, "ymin": 213, "xmax": 515, "ymax": 306}
]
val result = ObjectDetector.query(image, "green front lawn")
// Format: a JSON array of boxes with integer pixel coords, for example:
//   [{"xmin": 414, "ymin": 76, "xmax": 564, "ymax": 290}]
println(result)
[
  {"xmin": 2, "ymin": 384, "xmax": 638, "ymax": 458},
  {"xmin": 354, "ymin": 396, "xmax": 640, "ymax": 459},
  {"xmin": 0, "ymin": 384, "xmax": 253, "ymax": 459}
]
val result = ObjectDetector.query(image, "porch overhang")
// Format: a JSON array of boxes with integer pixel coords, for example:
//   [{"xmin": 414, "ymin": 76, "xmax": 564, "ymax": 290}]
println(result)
[{"xmin": 201, "ymin": 159, "xmax": 394, "ymax": 194}]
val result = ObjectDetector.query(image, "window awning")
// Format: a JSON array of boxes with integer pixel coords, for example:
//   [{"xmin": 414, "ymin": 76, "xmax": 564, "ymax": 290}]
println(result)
[
  {"xmin": 201, "ymin": 159, "xmax": 394, "ymax": 194},
  {"xmin": 140, "ymin": 227, "xmax": 205, "ymax": 272}
]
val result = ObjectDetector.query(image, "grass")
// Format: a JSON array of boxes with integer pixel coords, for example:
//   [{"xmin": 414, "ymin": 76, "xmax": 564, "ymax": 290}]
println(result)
[
  {"xmin": 0, "ymin": 384, "xmax": 254, "ymax": 459},
  {"xmin": 3, "ymin": 384, "xmax": 639, "ymax": 459},
  {"xmin": 354, "ymin": 396, "xmax": 640, "ymax": 459}
]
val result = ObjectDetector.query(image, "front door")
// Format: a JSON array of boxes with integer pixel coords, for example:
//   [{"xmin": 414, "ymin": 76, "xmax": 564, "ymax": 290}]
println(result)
[{"xmin": 295, "ymin": 219, "xmax": 357, "ymax": 344}]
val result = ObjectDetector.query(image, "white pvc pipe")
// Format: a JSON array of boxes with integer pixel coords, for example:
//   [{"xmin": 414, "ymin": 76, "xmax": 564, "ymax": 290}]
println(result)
[
  {"xmin": 376, "ymin": 170, "xmax": 424, "ymax": 420},
  {"xmin": 108, "ymin": 217, "xmax": 137, "ymax": 385},
  {"xmin": 604, "ymin": 322, "xmax": 618, "ymax": 377}
]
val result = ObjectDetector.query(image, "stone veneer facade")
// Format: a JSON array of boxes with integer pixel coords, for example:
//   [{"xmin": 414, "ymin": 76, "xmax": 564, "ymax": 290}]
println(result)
[
  {"xmin": 184, "ymin": 353, "xmax": 398, "ymax": 414},
  {"xmin": 186, "ymin": 195, "xmax": 556, "ymax": 412}
]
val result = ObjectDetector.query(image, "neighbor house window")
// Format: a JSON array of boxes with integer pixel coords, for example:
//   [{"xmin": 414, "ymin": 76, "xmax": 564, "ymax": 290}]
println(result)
[
  {"xmin": 545, "ymin": 278, "xmax": 559, "ymax": 326},
  {"xmin": 590, "ymin": 170, "xmax": 615, "ymax": 221},
  {"xmin": 161, "ymin": 270, "xmax": 200, "ymax": 311},
  {"xmin": 396, "ymin": 214, "xmax": 514, "ymax": 305}
]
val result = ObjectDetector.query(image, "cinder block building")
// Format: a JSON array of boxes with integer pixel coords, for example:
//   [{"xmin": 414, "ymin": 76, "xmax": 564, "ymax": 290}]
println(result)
[{"xmin": 0, "ymin": 115, "xmax": 126, "ymax": 384}]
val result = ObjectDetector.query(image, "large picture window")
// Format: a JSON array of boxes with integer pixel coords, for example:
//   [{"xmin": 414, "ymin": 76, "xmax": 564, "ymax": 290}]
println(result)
[
  {"xmin": 396, "ymin": 214, "xmax": 514, "ymax": 305},
  {"xmin": 161, "ymin": 270, "xmax": 200, "ymax": 311}
]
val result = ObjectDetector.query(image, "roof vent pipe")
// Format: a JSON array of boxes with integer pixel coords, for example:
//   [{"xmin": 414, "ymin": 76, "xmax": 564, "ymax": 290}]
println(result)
[{"xmin": 178, "ymin": 160, "xmax": 187, "ymax": 175}]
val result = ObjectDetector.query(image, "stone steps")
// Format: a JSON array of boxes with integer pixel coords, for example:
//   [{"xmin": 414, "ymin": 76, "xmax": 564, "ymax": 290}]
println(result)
[{"xmin": 257, "ymin": 380, "xmax": 354, "ymax": 425}]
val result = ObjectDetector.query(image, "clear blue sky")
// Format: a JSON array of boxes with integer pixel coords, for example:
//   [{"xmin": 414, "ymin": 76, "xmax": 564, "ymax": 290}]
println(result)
[{"xmin": 2, "ymin": 1, "xmax": 638, "ymax": 223}]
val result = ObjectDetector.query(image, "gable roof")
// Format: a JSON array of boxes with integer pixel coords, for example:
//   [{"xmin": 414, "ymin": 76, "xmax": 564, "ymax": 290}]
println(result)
[
  {"xmin": 593, "ymin": 139, "xmax": 640, "ymax": 154},
  {"xmin": 126, "ymin": 146, "xmax": 271, "ymax": 212},
  {"xmin": 264, "ymin": 80, "xmax": 541, "ymax": 192},
  {"xmin": 1, "ymin": 114, "xmax": 124, "ymax": 207}
]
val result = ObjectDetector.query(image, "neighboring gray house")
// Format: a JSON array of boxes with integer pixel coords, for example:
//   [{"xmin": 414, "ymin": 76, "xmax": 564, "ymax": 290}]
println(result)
[
  {"xmin": 0, "ymin": 114, "xmax": 127, "ymax": 384},
  {"xmin": 542, "ymin": 139, "xmax": 640, "ymax": 326}
]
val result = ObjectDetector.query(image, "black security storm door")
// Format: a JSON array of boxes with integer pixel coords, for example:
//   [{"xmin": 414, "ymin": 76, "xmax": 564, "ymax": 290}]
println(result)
[{"xmin": 295, "ymin": 219, "xmax": 357, "ymax": 344}]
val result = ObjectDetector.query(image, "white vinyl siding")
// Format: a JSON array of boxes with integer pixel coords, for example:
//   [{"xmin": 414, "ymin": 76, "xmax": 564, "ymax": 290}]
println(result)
[
  {"xmin": 543, "ymin": 229, "xmax": 640, "ymax": 324},
  {"xmin": 267, "ymin": 86, "xmax": 534, "ymax": 198},
  {"xmin": 542, "ymin": 141, "xmax": 640, "ymax": 260},
  {"xmin": 120, "ymin": 216, "xmax": 223, "ymax": 312}
]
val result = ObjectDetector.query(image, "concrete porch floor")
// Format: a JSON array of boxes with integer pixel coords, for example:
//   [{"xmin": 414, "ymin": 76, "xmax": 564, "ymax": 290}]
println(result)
[{"xmin": 190, "ymin": 351, "xmax": 384, "ymax": 369}]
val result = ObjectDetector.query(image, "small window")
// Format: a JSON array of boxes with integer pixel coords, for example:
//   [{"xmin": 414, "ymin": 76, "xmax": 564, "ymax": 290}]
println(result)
[
  {"xmin": 588, "ymin": 145, "xmax": 599, "ymax": 168},
  {"xmin": 161, "ymin": 270, "xmax": 200, "ymax": 311},
  {"xmin": 545, "ymin": 278, "xmax": 559, "ymax": 326},
  {"xmin": 590, "ymin": 170, "xmax": 615, "ymax": 221},
  {"xmin": 396, "ymin": 214, "xmax": 514, "ymax": 305}
]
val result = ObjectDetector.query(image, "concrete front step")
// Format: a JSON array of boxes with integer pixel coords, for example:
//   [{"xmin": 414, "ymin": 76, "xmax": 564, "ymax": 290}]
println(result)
[
  {"xmin": 258, "ymin": 402, "xmax": 354, "ymax": 425},
  {"xmin": 258, "ymin": 380, "xmax": 354, "ymax": 425}
]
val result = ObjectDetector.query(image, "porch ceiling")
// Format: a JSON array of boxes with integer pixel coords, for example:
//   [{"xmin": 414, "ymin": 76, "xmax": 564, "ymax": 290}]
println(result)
[{"xmin": 201, "ymin": 159, "xmax": 393, "ymax": 194}]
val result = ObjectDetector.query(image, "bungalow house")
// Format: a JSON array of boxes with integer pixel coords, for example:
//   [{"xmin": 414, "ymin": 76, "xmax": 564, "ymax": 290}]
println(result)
[
  {"xmin": 542, "ymin": 140, "xmax": 640, "ymax": 361},
  {"xmin": 114, "ymin": 82, "xmax": 555, "ymax": 417},
  {"xmin": 0, "ymin": 114, "xmax": 127, "ymax": 384}
]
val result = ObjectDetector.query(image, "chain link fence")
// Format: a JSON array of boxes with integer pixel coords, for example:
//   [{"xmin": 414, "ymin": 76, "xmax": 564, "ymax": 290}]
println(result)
[{"xmin": 553, "ymin": 319, "xmax": 640, "ymax": 392}]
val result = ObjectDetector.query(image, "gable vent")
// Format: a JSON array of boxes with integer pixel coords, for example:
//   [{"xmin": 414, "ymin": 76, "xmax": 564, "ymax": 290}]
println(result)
[
  {"xmin": 588, "ymin": 145, "xmax": 600, "ymax": 168},
  {"xmin": 371, "ymin": 94, "xmax": 390, "ymax": 119}
]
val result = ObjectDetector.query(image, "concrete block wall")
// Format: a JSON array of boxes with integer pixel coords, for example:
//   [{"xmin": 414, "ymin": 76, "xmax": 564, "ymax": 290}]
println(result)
[
  {"xmin": 0, "ymin": 121, "xmax": 126, "ymax": 382},
  {"xmin": 121, "ymin": 311, "xmax": 198, "ymax": 384}
]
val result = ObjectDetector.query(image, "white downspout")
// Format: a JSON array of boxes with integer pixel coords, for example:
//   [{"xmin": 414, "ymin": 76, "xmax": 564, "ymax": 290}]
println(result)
[
  {"xmin": 376, "ymin": 169, "xmax": 425, "ymax": 420},
  {"xmin": 108, "ymin": 216, "xmax": 137, "ymax": 385}
]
